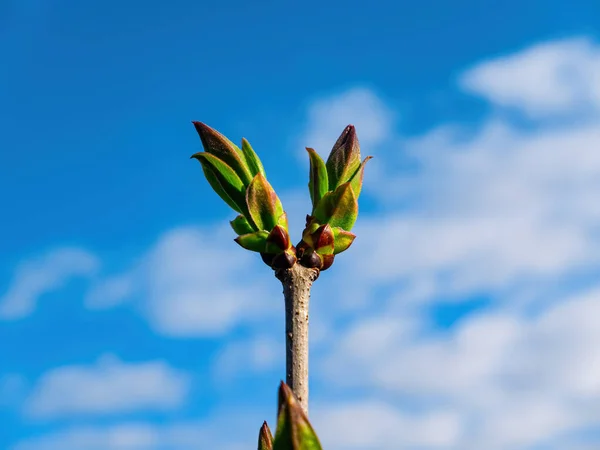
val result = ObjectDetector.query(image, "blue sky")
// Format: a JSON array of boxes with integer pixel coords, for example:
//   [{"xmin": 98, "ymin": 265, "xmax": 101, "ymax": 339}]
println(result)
[{"xmin": 2, "ymin": 0, "xmax": 600, "ymax": 449}]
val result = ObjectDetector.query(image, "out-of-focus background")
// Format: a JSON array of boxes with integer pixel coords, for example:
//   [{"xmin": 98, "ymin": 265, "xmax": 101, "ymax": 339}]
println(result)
[{"xmin": 2, "ymin": 0, "xmax": 600, "ymax": 448}]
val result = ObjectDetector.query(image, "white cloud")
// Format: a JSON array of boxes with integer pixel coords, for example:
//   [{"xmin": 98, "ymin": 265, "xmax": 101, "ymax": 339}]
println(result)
[
  {"xmin": 24, "ymin": 354, "xmax": 189, "ymax": 419},
  {"xmin": 0, "ymin": 248, "xmax": 99, "ymax": 320},
  {"xmin": 86, "ymin": 224, "xmax": 279, "ymax": 337},
  {"xmin": 316, "ymin": 286, "xmax": 600, "ymax": 450},
  {"xmin": 10, "ymin": 35, "xmax": 600, "ymax": 450},
  {"xmin": 298, "ymin": 36, "xmax": 600, "ymax": 450},
  {"xmin": 300, "ymin": 87, "xmax": 394, "ymax": 160},
  {"xmin": 11, "ymin": 415, "xmax": 260, "ymax": 450},
  {"xmin": 212, "ymin": 334, "xmax": 282, "ymax": 381},
  {"xmin": 313, "ymin": 401, "xmax": 463, "ymax": 449},
  {"xmin": 459, "ymin": 37, "xmax": 600, "ymax": 118}
]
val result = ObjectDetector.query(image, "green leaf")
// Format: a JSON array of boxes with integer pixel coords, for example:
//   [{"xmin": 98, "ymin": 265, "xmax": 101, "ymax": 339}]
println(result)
[
  {"xmin": 193, "ymin": 122, "xmax": 253, "ymax": 185},
  {"xmin": 306, "ymin": 148, "xmax": 328, "ymax": 211},
  {"xmin": 332, "ymin": 227, "xmax": 356, "ymax": 254},
  {"xmin": 326, "ymin": 125, "xmax": 361, "ymax": 190},
  {"xmin": 234, "ymin": 230, "xmax": 269, "ymax": 252},
  {"xmin": 273, "ymin": 383, "xmax": 322, "ymax": 450},
  {"xmin": 246, "ymin": 173, "xmax": 284, "ymax": 231},
  {"xmin": 313, "ymin": 183, "xmax": 358, "ymax": 231},
  {"xmin": 301, "ymin": 219, "xmax": 321, "ymax": 247},
  {"xmin": 192, "ymin": 153, "xmax": 246, "ymax": 213},
  {"xmin": 230, "ymin": 214, "xmax": 255, "ymax": 235},
  {"xmin": 241, "ymin": 138, "xmax": 267, "ymax": 178},
  {"xmin": 258, "ymin": 421, "xmax": 273, "ymax": 450},
  {"xmin": 312, "ymin": 191, "xmax": 333, "ymax": 225},
  {"xmin": 348, "ymin": 156, "xmax": 373, "ymax": 199},
  {"xmin": 276, "ymin": 212, "xmax": 289, "ymax": 231}
]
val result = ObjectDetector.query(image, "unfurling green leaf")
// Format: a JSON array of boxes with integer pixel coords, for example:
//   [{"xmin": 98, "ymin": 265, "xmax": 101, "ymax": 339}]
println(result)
[
  {"xmin": 234, "ymin": 230, "xmax": 269, "ymax": 252},
  {"xmin": 273, "ymin": 382, "xmax": 322, "ymax": 450},
  {"xmin": 332, "ymin": 227, "xmax": 356, "ymax": 254},
  {"xmin": 241, "ymin": 138, "xmax": 267, "ymax": 178},
  {"xmin": 276, "ymin": 212, "xmax": 289, "ymax": 231},
  {"xmin": 230, "ymin": 214, "xmax": 255, "ymax": 235},
  {"xmin": 193, "ymin": 122, "xmax": 253, "ymax": 185},
  {"xmin": 258, "ymin": 421, "xmax": 273, "ymax": 450},
  {"xmin": 311, "ymin": 191, "xmax": 333, "ymax": 225},
  {"xmin": 192, "ymin": 152, "xmax": 246, "ymax": 213},
  {"xmin": 348, "ymin": 156, "xmax": 373, "ymax": 199},
  {"xmin": 306, "ymin": 147, "xmax": 328, "ymax": 211},
  {"xmin": 326, "ymin": 124, "xmax": 361, "ymax": 190},
  {"xmin": 246, "ymin": 173, "xmax": 284, "ymax": 231},
  {"xmin": 313, "ymin": 182, "xmax": 358, "ymax": 231}
]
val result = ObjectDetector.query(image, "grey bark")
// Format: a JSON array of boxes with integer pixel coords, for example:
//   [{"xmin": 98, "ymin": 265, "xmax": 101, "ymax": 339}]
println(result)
[{"xmin": 275, "ymin": 263, "xmax": 319, "ymax": 416}]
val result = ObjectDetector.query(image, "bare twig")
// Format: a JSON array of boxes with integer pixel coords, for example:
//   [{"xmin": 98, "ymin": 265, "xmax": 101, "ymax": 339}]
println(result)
[{"xmin": 275, "ymin": 263, "xmax": 319, "ymax": 415}]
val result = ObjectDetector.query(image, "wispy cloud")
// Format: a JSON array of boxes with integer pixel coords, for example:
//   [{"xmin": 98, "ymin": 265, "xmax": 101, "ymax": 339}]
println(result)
[
  {"xmin": 300, "ymin": 87, "xmax": 395, "ymax": 160},
  {"xmin": 0, "ymin": 248, "xmax": 99, "ymax": 320},
  {"xmin": 24, "ymin": 354, "xmax": 190, "ymax": 419},
  {"xmin": 85, "ymin": 224, "xmax": 278, "ymax": 337},
  {"xmin": 7, "ymin": 35, "xmax": 600, "ymax": 450},
  {"xmin": 459, "ymin": 36, "xmax": 600, "ymax": 118},
  {"xmin": 298, "ymin": 36, "xmax": 600, "ymax": 450}
]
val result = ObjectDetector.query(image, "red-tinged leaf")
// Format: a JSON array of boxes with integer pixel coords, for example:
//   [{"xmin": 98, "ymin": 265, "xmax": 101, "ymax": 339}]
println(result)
[
  {"xmin": 271, "ymin": 250, "xmax": 297, "ymax": 269},
  {"xmin": 230, "ymin": 214, "xmax": 255, "ymax": 235},
  {"xmin": 348, "ymin": 156, "xmax": 373, "ymax": 199},
  {"xmin": 258, "ymin": 421, "xmax": 273, "ymax": 450},
  {"xmin": 192, "ymin": 153, "xmax": 246, "ymax": 213},
  {"xmin": 234, "ymin": 230, "xmax": 269, "ymax": 252},
  {"xmin": 273, "ymin": 382, "xmax": 322, "ymax": 450},
  {"xmin": 325, "ymin": 125, "xmax": 361, "ymax": 190},
  {"xmin": 246, "ymin": 173, "xmax": 284, "ymax": 231},
  {"xmin": 312, "ymin": 224, "xmax": 334, "ymax": 255},
  {"xmin": 299, "ymin": 247, "xmax": 322, "ymax": 269},
  {"xmin": 320, "ymin": 254, "xmax": 335, "ymax": 270},
  {"xmin": 265, "ymin": 225, "xmax": 291, "ymax": 253},
  {"xmin": 193, "ymin": 122, "xmax": 253, "ymax": 185},
  {"xmin": 332, "ymin": 227, "xmax": 356, "ymax": 254},
  {"xmin": 241, "ymin": 138, "xmax": 267, "ymax": 178},
  {"xmin": 306, "ymin": 147, "xmax": 328, "ymax": 210}
]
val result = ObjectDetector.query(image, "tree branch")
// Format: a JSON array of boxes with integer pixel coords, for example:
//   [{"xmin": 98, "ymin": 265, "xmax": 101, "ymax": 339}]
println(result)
[{"xmin": 275, "ymin": 263, "xmax": 319, "ymax": 416}]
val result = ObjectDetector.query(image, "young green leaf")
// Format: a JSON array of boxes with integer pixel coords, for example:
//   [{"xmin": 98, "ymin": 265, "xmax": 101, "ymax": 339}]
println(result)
[
  {"xmin": 230, "ymin": 214, "xmax": 255, "ymax": 235},
  {"xmin": 306, "ymin": 148, "xmax": 328, "ymax": 210},
  {"xmin": 191, "ymin": 153, "xmax": 246, "ymax": 213},
  {"xmin": 325, "ymin": 124, "xmax": 361, "ymax": 190},
  {"xmin": 311, "ymin": 191, "xmax": 333, "ymax": 225},
  {"xmin": 332, "ymin": 227, "xmax": 356, "ymax": 254},
  {"xmin": 327, "ymin": 183, "xmax": 358, "ymax": 231},
  {"xmin": 193, "ymin": 122, "xmax": 253, "ymax": 185},
  {"xmin": 241, "ymin": 138, "xmax": 267, "ymax": 178},
  {"xmin": 276, "ymin": 212, "xmax": 289, "ymax": 231},
  {"xmin": 246, "ymin": 173, "xmax": 284, "ymax": 232},
  {"xmin": 313, "ymin": 183, "xmax": 358, "ymax": 231},
  {"xmin": 348, "ymin": 156, "xmax": 373, "ymax": 199},
  {"xmin": 273, "ymin": 382, "xmax": 322, "ymax": 450},
  {"xmin": 234, "ymin": 230, "xmax": 269, "ymax": 252}
]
